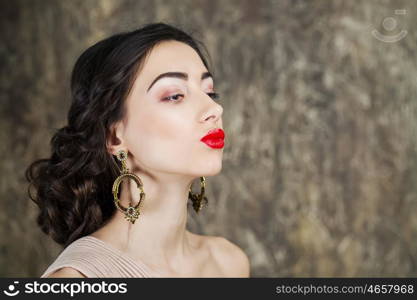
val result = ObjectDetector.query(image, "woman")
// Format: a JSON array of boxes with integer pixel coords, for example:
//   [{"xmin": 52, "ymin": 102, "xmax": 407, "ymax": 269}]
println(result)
[{"xmin": 26, "ymin": 22, "xmax": 250, "ymax": 278}]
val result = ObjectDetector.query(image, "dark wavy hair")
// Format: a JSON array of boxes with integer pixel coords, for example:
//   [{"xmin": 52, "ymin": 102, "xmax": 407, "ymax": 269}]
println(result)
[{"xmin": 25, "ymin": 23, "xmax": 212, "ymax": 248}]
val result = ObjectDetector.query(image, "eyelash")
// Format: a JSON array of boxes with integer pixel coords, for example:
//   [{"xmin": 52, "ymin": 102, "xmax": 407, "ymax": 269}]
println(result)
[{"xmin": 162, "ymin": 92, "xmax": 220, "ymax": 102}]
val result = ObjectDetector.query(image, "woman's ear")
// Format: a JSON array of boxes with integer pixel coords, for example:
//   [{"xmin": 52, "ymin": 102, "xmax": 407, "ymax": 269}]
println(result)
[{"xmin": 106, "ymin": 121, "xmax": 126, "ymax": 156}]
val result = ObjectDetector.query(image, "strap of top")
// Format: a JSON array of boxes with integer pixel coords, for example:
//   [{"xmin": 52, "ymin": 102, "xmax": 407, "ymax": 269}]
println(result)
[{"xmin": 40, "ymin": 236, "xmax": 162, "ymax": 278}]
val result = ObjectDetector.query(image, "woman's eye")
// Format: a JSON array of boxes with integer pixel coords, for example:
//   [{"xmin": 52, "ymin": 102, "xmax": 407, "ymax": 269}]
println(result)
[
  {"xmin": 207, "ymin": 92, "xmax": 220, "ymax": 100},
  {"xmin": 162, "ymin": 92, "xmax": 220, "ymax": 102},
  {"xmin": 162, "ymin": 93, "xmax": 184, "ymax": 101}
]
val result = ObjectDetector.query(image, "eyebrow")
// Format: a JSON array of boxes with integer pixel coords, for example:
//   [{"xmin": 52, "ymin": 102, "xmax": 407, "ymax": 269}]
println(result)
[{"xmin": 146, "ymin": 71, "xmax": 213, "ymax": 93}]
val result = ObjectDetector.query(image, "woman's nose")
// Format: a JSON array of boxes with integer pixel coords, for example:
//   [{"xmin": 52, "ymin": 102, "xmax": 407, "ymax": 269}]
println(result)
[{"xmin": 201, "ymin": 99, "xmax": 223, "ymax": 123}]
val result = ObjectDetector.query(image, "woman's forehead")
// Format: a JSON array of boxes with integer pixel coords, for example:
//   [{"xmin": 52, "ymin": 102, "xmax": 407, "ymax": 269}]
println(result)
[{"xmin": 137, "ymin": 41, "xmax": 209, "ymax": 88}]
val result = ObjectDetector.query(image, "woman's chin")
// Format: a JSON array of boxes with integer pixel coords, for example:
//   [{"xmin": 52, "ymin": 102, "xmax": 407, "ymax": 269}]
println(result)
[{"xmin": 203, "ymin": 160, "xmax": 223, "ymax": 176}]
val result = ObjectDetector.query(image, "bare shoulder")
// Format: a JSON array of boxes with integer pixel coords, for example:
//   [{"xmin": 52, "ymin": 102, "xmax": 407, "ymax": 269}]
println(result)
[
  {"xmin": 46, "ymin": 267, "xmax": 87, "ymax": 278},
  {"xmin": 208, "ymin": 236, "xmax": 250, "ymax": 277}
]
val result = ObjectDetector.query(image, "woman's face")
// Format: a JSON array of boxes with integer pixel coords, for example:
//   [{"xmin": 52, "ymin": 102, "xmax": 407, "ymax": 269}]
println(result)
[{"xmin": 119, "ymin": 40, "xmax": 224, "ymax": 178}]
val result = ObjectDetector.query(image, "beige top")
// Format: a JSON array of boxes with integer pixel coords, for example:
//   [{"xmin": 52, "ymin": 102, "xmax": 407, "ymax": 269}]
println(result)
[{"xmin": 40, "ymin": 236, "xmax": 163, "ymax": 278}]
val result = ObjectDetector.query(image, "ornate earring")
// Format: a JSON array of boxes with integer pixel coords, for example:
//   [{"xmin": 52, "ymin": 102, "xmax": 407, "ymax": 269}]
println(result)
[
  {"xmin": 112, "ymin": 150, "xmax": 145, "ymax": 224},
  {"xmin": 189, "ymin": 176, "xmax": 208, "ymax": 213}
]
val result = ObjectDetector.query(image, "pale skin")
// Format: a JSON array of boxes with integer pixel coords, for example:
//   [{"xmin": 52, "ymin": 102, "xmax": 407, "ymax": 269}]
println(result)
[{"xmin": 47, "ymin": 40, "xmax": 250, "ymax": 278}]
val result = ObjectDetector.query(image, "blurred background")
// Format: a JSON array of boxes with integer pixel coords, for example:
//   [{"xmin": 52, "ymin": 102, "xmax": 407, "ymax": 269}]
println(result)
[{"xmin": 1, "ymin": 0, "xmax": 417, "ymax": 277}]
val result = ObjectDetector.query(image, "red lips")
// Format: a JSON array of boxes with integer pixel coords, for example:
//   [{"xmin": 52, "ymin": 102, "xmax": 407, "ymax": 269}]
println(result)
[{"xmin": 200, "ymin": 128, "xmax": 225, "ymax": 149}]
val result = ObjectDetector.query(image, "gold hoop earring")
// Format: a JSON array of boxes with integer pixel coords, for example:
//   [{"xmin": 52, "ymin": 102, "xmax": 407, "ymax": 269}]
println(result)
[
  {"xmin": 112, "ymin": 150, "xmax": 145, "ymax": 224},
  {"xmin": 189, "ymin": 176, "xmax": 208, "ymax": 213}
]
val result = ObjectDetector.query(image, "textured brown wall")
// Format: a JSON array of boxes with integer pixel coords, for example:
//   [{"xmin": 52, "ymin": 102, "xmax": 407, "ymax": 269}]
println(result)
[{"xmin": 1, "ymin": 0, "xmax": 417, "ymax": 277}]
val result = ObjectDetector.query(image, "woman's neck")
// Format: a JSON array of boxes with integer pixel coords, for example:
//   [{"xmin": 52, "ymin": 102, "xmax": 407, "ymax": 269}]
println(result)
[{"xmin": 93, "ymin": 170, "xmax": 196, "ymax": 270}]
